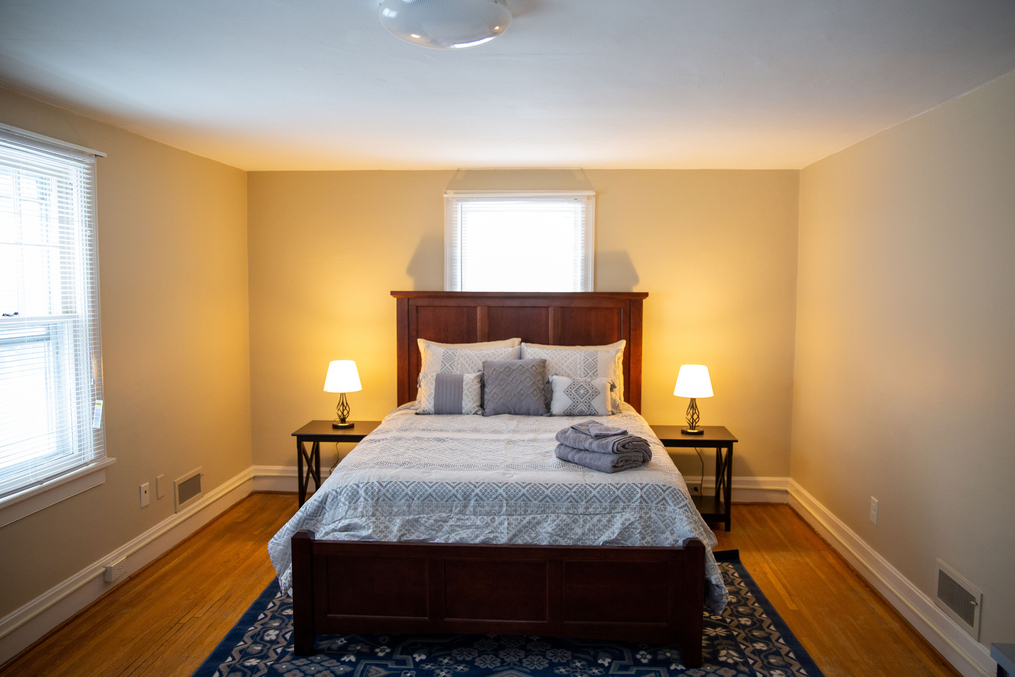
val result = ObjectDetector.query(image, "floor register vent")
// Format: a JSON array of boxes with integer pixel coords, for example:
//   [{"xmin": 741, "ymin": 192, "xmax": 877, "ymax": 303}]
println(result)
[
  {"xmin": 174, "ymin": 467, "xmax": 203, "ymax": 513},
  {"xmin": 935, "ymin": 559, "xmax": 982, "ymax": 639}
]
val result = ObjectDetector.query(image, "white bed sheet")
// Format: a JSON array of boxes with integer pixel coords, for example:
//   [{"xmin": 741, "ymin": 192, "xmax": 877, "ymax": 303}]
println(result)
[{"xmin": 268, "ymin": 403, "xmax": 727, "ymax": 613}]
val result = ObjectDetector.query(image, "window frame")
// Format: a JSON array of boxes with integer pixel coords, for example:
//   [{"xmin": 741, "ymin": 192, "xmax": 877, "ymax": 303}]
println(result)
[
  {"xmin": 444, "ymin": 190, "xmax": 596, "ymax": 292},
  {"xmin": 0, "ymin": 123, "xmax": 111, "ymax": 526}
]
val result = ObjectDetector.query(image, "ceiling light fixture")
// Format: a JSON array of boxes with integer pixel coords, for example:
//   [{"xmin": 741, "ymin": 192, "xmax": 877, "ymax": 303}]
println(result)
[{"xmin": 378, "ymin": 0, "xmax": 511, "ymax": 49}]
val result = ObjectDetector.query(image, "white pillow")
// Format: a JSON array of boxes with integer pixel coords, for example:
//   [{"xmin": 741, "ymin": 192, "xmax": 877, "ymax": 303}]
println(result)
[
  {"xmin": 550, "ymin": 375, "xmax": 615, "ymax": 416},
  {"xmin": 420, "ymin": 344, "xmax": 521, "ymax": 375},
  {"xmin": 522, "ymin": 340, "xmax": 625, "ymax": 351},
  {"xmin": 417, "ymin": 337, "xmax": 521, "ymax": 353},
  {"xmin": 520, "ymin": 341, "xmax": 625, "ymax": 410}
]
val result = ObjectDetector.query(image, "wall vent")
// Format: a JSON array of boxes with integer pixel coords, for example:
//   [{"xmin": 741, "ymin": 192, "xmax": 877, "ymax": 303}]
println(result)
[
  {"xmin": 935, "ymin": 559, "xmax": 982, "ymax": 639},
  {"xmin": 174, "ymin": 467, "xmax": 203, "ymax": 513}
]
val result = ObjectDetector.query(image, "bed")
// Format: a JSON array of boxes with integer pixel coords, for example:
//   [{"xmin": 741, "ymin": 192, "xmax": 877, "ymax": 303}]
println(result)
[{"xmin": 270, "ymin": 292, "xmax": 725, "ymax": 668}]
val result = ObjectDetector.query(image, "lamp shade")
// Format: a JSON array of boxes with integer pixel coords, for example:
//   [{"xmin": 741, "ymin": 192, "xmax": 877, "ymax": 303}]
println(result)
[
  {"xmin": 324, "ymin": 360, "xmax": 362, "ymax": 394},
  {"xmin": 674, "ymin": 365, "xmax": 713, "ymax": 398}
]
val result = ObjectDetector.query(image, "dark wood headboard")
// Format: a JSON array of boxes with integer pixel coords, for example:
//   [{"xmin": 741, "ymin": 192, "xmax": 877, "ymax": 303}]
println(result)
[{"xmin": 392, "ymin": 291, "xmax": 649, "ymax": 411}]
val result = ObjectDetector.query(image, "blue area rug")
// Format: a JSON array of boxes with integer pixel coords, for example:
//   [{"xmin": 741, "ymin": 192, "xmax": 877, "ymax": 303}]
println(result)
[{"xmin": 193, "ymin": 551, "xmax": 823, "ymax": 677}]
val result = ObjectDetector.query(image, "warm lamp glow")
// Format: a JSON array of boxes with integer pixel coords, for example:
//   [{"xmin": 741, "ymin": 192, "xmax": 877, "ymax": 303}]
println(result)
[
  {"xmin": 324, "ymin": 360, "xmax": 362, "ymax": 394},
  {"xmin": 674, "ymin": 365, "xmax": 713, "ymax": 399}
]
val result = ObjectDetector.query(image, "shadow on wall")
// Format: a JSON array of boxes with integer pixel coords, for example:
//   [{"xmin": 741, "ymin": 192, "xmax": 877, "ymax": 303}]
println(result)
[
  {"xmin": 407, "ymin": 234, "xmax": 444, "ymax": 290},
  {"xmin": 596, "ymin": 251, "xmax": 640, "ymax": 292}
]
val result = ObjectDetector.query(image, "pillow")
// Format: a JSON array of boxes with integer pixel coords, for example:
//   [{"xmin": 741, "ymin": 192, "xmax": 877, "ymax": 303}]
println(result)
[
  {"xmin": 417, "ymin": 337, "xmax": 521, "ymax": 354},
  {"xmin": 550, "ymin": 375, "xmax": 615, "ymax": 417},
  {"xmin": 522, "ymin": 340, "xmax": 626, "ymax": 351},
  {"xmin": 520, "ymin": 341, "xmax": 625, "ymax": 411},
  {"xmin": 416, "ymin": 372, "xmax": 483, "ymax": 415},
  {"xmin": 420, "ymin": 344, "xmax": 521, "ymax": 375},
  {"xmin": 482, "ymin": 359, "xmax": 547, "ymax": 416}
]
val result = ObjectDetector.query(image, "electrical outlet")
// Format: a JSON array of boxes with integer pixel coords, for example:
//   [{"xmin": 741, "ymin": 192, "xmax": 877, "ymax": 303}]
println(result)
[
  {"xmin": 690, "ymin": 485, "xmax": 701, "ymax": 495},
  {"xmin": 103, "ymin": 556, "xmax": 127, "ymax": 583},
  {"xmin": 140, "ymin": 482, "xmax": 150, "ymax": 508},
  {"xmin": 870, "ymin": 496, "xmax": 879, "ymax": 525},
  {"xmin": 156, "ymin": 474, "xmax": 165, "ymax": 499}
]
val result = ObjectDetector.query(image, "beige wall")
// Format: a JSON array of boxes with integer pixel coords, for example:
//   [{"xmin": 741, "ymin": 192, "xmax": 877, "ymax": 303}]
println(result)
[
  {"xmin": 792, "ymin": 70, "xmax": 1015, "ymax": 646},
  {"xmin": 247, "ymin": 169, "xmax": 799, "ymax": 479},
  {"xmin": 0, "ymin": 88, "xmax": 252, "ymax": 616}
]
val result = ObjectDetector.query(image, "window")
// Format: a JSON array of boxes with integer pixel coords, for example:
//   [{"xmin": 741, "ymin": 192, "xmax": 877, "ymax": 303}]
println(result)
[
  {"xmin": 445, "ymin": 191, "xmax": 595, "ymax": 292},
  {"xmin": 0, "ymin": 126, "xmax": 106, "ymax": 506}
]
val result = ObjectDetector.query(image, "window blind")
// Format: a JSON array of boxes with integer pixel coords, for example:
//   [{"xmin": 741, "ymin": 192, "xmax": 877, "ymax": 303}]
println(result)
[
  {"xmin": 0, "ymin": 128, "xmax": 105, "ymax": 500},
  {"xmin": 445, "ymin": 191, "xmax": 595, "ymax": 292}
]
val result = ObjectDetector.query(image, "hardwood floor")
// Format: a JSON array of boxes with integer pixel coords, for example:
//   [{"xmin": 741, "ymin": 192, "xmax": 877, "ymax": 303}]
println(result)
[
  {"xmin": 0, "ymin": 496, "xmax": 959, "ymax": 677},
  {"xmin": 712, "ymin": 505, "xmax": 960, "ymax": 677},
  {"xmin": 0, "ymin": 493, "xmax": 299, "ymax": 677}
]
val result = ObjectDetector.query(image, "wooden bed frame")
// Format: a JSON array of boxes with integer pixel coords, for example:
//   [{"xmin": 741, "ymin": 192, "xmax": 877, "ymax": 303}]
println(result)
[{"xmin": 292, "ymin": 292, "xmax": 705, "ymax": 667}]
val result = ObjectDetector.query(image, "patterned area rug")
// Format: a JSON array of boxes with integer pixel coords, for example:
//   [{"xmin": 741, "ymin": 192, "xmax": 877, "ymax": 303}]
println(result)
[{"xmin": 193, "ymin": 551, "xmax": 823, "ymax": 677}]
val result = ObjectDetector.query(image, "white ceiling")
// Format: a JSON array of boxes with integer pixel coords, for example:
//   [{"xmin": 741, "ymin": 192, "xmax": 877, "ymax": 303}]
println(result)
[{"xmin": 1, "ymin": 0, "xmax": 1014, "ymax": 171}]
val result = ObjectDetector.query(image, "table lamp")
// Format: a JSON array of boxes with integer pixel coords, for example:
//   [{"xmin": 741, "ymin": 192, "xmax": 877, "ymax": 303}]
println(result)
[
  {"xmin": 324, "ymin": 360, "xmax": 362, "ymax": 429},
  {"xmin": 674, "ymin": 364, "xmax": 712, "ymax": 435}
]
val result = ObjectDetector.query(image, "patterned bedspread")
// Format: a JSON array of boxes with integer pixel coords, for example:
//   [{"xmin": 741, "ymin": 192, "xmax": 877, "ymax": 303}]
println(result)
[{"xmin": 268, "ymin": 403, "xmax": 728, "ymax": 613}]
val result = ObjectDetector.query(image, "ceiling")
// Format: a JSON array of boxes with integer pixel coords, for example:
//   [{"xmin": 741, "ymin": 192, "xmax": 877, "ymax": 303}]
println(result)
[{"xmin": 1, "ymin": 0, "xmax": 1014, "ymax": 171}]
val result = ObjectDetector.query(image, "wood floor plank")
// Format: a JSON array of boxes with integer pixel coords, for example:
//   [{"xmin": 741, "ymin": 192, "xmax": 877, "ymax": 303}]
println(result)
[{"xmin": 0, "ymin": 496, "xmax": 960, "ymax": 676}]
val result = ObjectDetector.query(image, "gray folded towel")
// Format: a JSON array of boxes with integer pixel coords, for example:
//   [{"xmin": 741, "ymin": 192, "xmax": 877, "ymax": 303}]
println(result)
[
  {"xmin": 555, "ymin": 425, "xmax": 652, "ymax": 457},
  {"xmin": 570, "ymin": 420, "xmax": 628, "ymax": 438},
  {"xmin": 555, "ymin": 444, "xmax": 648, "ymax": 473}
]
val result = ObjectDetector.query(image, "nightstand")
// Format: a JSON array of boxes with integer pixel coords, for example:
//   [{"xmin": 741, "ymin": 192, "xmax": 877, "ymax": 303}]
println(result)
[
  {"xmin": 993, "ymin": 644, "xmax": 1015, "ymax": 677},
  {"xmin": 291, "ymin": 420, "xmax": 381, "ymax": 506},
  {"xmin": 651, "ymin": 425, "xmax": 738, "ymax": 531}
]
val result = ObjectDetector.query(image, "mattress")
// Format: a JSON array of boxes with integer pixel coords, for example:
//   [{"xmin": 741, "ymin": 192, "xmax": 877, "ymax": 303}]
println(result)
[{"xmin": 268, "ymin": 403, "xmax": 728, "ymax": 613}]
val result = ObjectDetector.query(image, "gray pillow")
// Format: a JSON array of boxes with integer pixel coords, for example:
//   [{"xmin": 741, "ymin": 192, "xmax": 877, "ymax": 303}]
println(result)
[
  {"xmin": 416, "ymin": 372, "xmax": 483, "ymax": 415},
  {"xmin": 482, "ymin": 359, "xmax": 547, "ymax": 416}
]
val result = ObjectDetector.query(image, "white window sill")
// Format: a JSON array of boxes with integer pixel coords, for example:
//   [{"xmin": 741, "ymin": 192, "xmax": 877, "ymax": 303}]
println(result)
[{"xmin": 0, "ymin": 457, "xmax": 116, "ymax": 528}]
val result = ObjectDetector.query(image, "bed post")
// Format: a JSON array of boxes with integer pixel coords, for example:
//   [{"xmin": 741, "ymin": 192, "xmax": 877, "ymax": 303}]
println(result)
[
  {"xmin": 676, "ymin": 538, "xmax": 705, "ymax": 668},
  {"xmin": 628, "ymin": 297, "xmax": 643, "ymax": 412},
  {"xmin": 292, "ymin": 531, "xmax": 316, "ymax": 656},
  {"xmin": 396, "ymin": 296, "xmax": 409, "ymax": 406}
]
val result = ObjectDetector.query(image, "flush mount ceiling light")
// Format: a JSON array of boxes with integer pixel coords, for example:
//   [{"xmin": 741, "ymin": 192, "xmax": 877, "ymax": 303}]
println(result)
[{"xmin": 378, "ymin": 0, "xmax": 511, "ymax": 49}]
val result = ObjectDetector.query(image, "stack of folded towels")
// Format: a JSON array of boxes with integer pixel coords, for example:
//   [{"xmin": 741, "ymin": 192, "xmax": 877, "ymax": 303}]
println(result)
[{"xmin": 554, "ymin": 420, "xmax": 652, "ymax": 473}]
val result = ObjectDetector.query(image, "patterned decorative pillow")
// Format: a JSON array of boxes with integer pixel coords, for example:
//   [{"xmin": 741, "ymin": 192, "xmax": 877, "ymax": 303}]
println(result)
[
  {"xmin": 420, "ymin": 344, "xmax": 521, "ymax": 375},
  {"xmin": 416, "ymin": 372, "xmax": 483, "ymax": 415},
  {"xmin": 482, "ymin": 359, "xmax": 547, "ymax": 416},
  {"xmin": 417, "ymin": 337, "xmax": 521, "ymax": 354},
  {"xmin": 520, "ymin": 341, "xmax": 625, "ymax": 412},
  {"xmin": 549, "ymin": 375, "xmax": 615, "ymax": 417}
]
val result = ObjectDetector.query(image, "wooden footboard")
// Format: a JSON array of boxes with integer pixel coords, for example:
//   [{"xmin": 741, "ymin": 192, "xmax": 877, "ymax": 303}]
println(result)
[{"xmin": 291, "ymin": 532, "xmax": 705, "ymax": 668}]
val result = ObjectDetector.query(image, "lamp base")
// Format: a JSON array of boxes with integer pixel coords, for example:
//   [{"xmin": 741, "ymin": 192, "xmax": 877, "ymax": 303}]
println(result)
[
  {"xmin": 332, "ymin": 420, "xmax": 354, "ymax": 429},
  {"xmin": 681, "ymin": 427, "xmax": 705, "ymax": 435}
]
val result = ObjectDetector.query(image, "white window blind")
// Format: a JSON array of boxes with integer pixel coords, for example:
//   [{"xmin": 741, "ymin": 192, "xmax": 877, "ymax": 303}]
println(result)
[
  {"xmin": 445, "ymin": 191, "xmax": 595, "ymax": 292},
  {"xmin": 0, "ymin": 128, "xmax": 105, "ymax": 501}
]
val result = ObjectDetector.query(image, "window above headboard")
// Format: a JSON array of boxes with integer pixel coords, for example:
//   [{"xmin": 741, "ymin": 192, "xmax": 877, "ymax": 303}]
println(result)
[{"xmin": 444, "ymin": 191, "xmax": 595, "ymax": 292}]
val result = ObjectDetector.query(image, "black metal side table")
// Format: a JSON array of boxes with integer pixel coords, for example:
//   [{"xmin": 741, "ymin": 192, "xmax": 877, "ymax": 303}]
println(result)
[
  {"xmin": 291, "ymin": 420, "xmax": 381, "ymax": 505},
  {"xmin": 993, "ymin": 644, "xmax": 1015, "ymax": 677},
  {"xmin": 651, "ymin": 425, "xmax": 738, "ymax": 531}
]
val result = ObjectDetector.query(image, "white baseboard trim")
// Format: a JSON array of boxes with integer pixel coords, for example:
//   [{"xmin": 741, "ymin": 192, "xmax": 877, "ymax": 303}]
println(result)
[
  {"xmin": 251, "ymin": 465, "xmax": 333, "ymax": 493},
  {"xmin": 684, "ymin": 475, "xmax": 790, "ymax": 504},
  {"xmin": 0, "ymin": 466, "xmax": 255, "ymax": 666},
  {"xmin": 787, "ymin": 479, "xmax": 994, "ymax": 677}
]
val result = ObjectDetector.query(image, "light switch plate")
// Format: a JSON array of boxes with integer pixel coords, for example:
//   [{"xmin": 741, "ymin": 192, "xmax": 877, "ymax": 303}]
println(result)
[
  {"xmin": 140, "ymin": 482, "xmax": 150, "ymax": 508},
  {"xmin": 156, "ymin": 474, "xmax": 165, "ymax": 499},
  {"xmin": 870, "ymin": 496, "xmax": 879, "ymax": 524}
]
